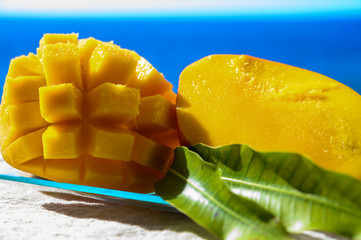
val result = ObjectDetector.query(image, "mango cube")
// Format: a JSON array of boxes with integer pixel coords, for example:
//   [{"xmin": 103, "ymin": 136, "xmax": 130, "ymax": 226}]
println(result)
[
  {"xmin": 17, "ymin": 157, "xmax": 45, "ymax": 178},
  {"xmin": 87, "ymin": 125, "xmax": 134, "ymax": 161},
  {"xmin": 42, "ymin": 124, "xmax": 83, "ymax": 159},
  {"xmin": 130, "ymin": 95, "xmax": 176, "ymax": 136},
  {"xmin": 39, "ymin": 84, "xmax": 83, "ymax": 123},
  {"xmin": 83, "ymin": 157, "xmax": 164, "ymax": 192},
  {"xmin": 40, "ymin": 33, "xmax": 78, "ymax": 44},
  {"xmin": 37, "ymin": 33, "xmax": 79, "ymax": 58},
  {"xmin": 132, "ymin": 132, "xmax": 173, "ymax": 172},
  {"xmin": 78, "ymin": 37, "xmax": 101, "ymax": 68},
  {"xmin": 3, "ymin": 76, "xmax": 46, "ymax": 105},
  {"xmin": 87, "ymin": 82, "xmax": 140, "ymax": 123},
  {"xmin": 45, "ymin": 158, "xmax": 82, "ymax": 183},
  {"xmin": 128, "ymin": 57, "xmax": 172, "ymax": 97},
  {"xmin": 82, "ymin": 156, "xmax": 128, "ymax": 190},
  {"xmin": 4, "ymin": 101, "xmax": 48, "ymax": 145},
  {"xmin": 6, "ymin": 53, "xmax": 44, "ymax": 78},
  {"xmin": 85, "ymin": 43, "xmax": 137, "ymax": 91},
  {"xmin": 42, "ymin": 43, "xmax": 83, "ymax": 90},
  {"xmin": 3, "ymin": 128, "xmax": 46, "ymax": 166}
]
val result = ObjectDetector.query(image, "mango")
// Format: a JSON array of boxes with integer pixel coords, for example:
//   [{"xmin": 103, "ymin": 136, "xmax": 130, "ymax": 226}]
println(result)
[
  {"xmin": 0, "ymin": 33, "xmax": 179, "ymax": 193},
  {"xmin": 176, "ymin": 55, "xmax": 361, "ymax": 180}
]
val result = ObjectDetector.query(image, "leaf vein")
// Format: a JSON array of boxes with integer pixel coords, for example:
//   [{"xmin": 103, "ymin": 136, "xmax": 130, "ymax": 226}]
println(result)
[
  {"xmin": 168, "ymin": 168, "xmax": 283, "ymax": 238},
  {"xmin": 221, "ymin": 176, "xmax": 361, "ymax": 217}
]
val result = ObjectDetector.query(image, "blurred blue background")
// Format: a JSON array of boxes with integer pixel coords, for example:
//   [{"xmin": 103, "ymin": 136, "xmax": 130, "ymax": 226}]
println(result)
[{"xmin": 0, "ymin": 1, "xmax": 361, "ymax": 95}]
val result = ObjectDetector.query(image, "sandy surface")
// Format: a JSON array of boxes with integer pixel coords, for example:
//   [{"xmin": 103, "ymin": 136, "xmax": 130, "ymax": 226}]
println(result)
[
  {"xmin": 0, "ymin": 159, "xmax": 349, "ymax": 240},
  {"xmin": 0, "ymin": 159, "xmax": 215, "ymax": 240}
]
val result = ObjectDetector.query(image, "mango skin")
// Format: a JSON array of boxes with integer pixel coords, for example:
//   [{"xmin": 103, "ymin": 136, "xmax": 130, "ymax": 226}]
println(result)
[{"xmin": 176, "ymin": 55, "xmax": 361, "ymax": 180}]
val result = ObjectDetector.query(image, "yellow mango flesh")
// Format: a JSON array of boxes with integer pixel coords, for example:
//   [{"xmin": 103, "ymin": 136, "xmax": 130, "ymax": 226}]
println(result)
[
  {"xmin": 3, "ymin": 76, "xmax": 46, "ymax": 105},
  {"xmin": 1, "ymin": 33, "xmax": 179, "ymax": 193},
  {"xmin": 87, "ymin": 82, "xmax": 140, "ymax": 123},
  {"xmin": 128, "ymin": 56, "xmax": 173, "ymax": 97},
  {"xmin": 39, "ymin": 84, "xmax": 83, "ymax": 123},
  {"xmin": 85, "ymin": 43, "xmax": 137, "ymax": 91},
  {"xmin": 86, "ymin": 125, "xmax": 135, "ymax": 161},
  {"xmin": 177, "ymin": 55, "xmax": 361, "ymax": 180},
  {"xmin": 43, "ymin": 124, "xmax": 83, "ymax": 159},
  {"xmin": 3, "ymin": 127, "xmax": 46, "ymax": 166},
  {"xmin": 37, "ymin": 33, "xmax": 79, "ymax": 58},
  {"xmin": 128, "ymin": 94, "xmax": 177, "ymax": 137},
  {"xmin": 6, "ymin": 53, "xmax": 44, "ymax": 78},
  {"xmin": 42, "ymin": 43, "xmax": 83, "ymax": 90},
  {"xmin": 1, "ymin": 101, "xmax": 49, "ymax": 146}
]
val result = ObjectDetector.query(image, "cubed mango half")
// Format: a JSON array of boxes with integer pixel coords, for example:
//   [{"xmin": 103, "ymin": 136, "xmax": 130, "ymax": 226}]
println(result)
[{"xmin": 0, "ymin": 33, "xmax": 179, "ymax": 193}]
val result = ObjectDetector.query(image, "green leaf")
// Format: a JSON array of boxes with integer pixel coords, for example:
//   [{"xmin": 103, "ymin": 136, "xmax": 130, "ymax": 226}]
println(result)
[
  {"xmin": 190, "ymin": 143, "xmax": 361, "ymax": 239},
  {"xmin": 155, "ymin": 146, "xmax": 291, "ymax": 240}
]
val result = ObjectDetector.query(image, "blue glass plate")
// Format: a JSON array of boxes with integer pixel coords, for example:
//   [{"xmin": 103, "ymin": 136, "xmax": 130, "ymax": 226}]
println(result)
[{"xmin": 0, "ymin": 158, "xmax": 176, "ymax": 212}]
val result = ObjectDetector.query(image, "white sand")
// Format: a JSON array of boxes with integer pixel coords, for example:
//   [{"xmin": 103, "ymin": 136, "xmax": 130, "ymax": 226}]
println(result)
[{"xmin": 0, "ymin": 159, "xmax": 214, "ymax": 240}]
